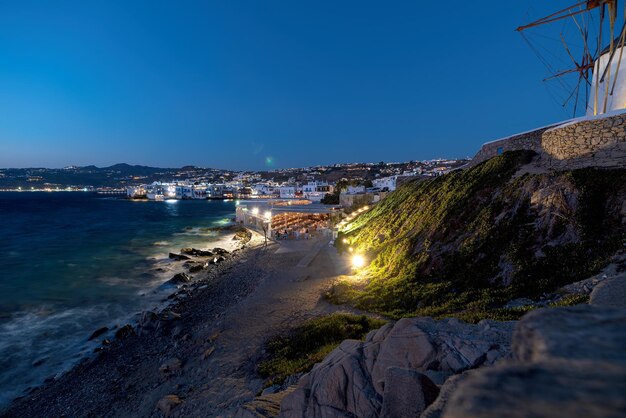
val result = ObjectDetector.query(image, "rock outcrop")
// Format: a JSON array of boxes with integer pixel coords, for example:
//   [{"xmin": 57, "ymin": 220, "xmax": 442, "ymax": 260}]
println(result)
[
  {"xmin": 269, "ymin": 304, "xmax": 626, "ymax": 418},
  {"xmin": 235, "ymin": 387, "xmax": 296, "ymax": 418},
  {"xmin": 277, "ymin": 317, "xmax": 514, "ymax": 418},
  {"xmin": 441, "ymin": 305, "xmax": 626, "ymax": 418},
  {"xmin": 589, "ymin": 256, "xmax": 626, "ymax": 309}
]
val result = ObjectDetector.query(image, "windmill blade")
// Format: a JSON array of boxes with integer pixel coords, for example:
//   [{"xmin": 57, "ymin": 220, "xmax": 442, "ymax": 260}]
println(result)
[
  {"xmin": 610, "ymin": 14, "xmax": 626, "ymax": 94},
  {"xmin": 516, "ymin": 0, "xmax": 617, "ymax": 32},
  {"xmin": 572, "ymin": 72, "xmax": 584, "ymax": 115},
  {"xmin": 599, "ymin": 21, "xmax": 626, "ymax": 82},
  {"xmin": 517, "ymin": 1, "xmax": 588, "ymax": 31},
  {"xmin": 571, "ymin": 13, "xmax": 596, "ymax": 65},
  {"xmin": 543, "ymin": 65, "xmax": 594, "ymax": 81},
  {"xmin": 561, "ymin": 33, "xmax": 581, "ymax": 66}
]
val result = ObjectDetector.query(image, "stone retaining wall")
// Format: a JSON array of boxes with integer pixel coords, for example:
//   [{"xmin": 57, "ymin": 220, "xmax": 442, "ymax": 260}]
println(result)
[
  {"xmin": 470, "ymin": 112, "xmax": 626, "ymax": 170},
  {"xmin": 542, "ymin": 113, "xmax": 626, "ymax": 169},
  {"xmin": 468, "ymin": 127, "xmax": 552, "ymax": 167}
]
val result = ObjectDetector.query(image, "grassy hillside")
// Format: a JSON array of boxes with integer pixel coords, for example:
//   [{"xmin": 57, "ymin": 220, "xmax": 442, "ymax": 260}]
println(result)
[{"xmin": 329, "ymin": 151, "xmax": 626, "ymax": 322}]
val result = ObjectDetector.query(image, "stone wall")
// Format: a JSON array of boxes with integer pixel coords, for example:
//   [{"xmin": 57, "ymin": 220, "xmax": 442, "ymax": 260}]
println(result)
[
  {"xmin": 541, "ymin": 113, "xmax": 626, "ymax": 169},
  {"xmin": 470, "ymin": 112, "xmax": 626, "ymax": 170},
  {"xmin": 468, "ymin": 126, "xmax": 553, "ymax": 167}
]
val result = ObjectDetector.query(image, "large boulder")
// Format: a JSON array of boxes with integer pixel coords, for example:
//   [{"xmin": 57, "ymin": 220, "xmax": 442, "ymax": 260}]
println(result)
[
  {"xmin": 443, "ymin": 360, "xmax": 626, "ymax": 418},
  {"xmin": 512, "ymin": 305, "xmax": 626, "ymax": 366},
  {"xmin": 590, "ymin": 274, "xmax": 626, "ymax": 309},
  {"xmin": 114, "ymin": 324, "xmax": 135, "ymax": 339},
  {"xmin": 160, "ymin": 272, "xmax": 191, "ymax": 288},
  {"xmin": 87, "ymin": 326, "xmax": 109, "ymax": 341},
  {"xmin": 380, "ymin": 367, "xmax": 439, "ymax": 418},
  {"xmin": 181, "ymin": 248, "xmax": 214, "ymax": 257},
  {"xmin": 278, "ymin": 317, "xmax": 513, "ymax": 418},
  {"xmin": 421, "ymin": 372, "xmax": 471, "ymax": 418},
  {"xmin": 441, "ymin": 305, "xmax": 626, "ymax": 418},
  {"xmin": 169, "ymin": 253, "xmax": 191, "ymax": 261}
]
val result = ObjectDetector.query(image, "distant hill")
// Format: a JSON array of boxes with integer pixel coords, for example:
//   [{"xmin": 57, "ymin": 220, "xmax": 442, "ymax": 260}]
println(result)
[{"xmin": 0, "ymin": 164, "xmax": 231, "ymax": 189}]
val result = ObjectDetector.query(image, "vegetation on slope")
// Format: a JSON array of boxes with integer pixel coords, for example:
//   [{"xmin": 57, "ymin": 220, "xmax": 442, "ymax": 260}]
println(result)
[
  {"xmin": 258, "ymin": 313, "xmax": 386, "ymax": 387},
  {"xmin": 329, "ymin": 151, "xmax": 626, "ymax": 322}
]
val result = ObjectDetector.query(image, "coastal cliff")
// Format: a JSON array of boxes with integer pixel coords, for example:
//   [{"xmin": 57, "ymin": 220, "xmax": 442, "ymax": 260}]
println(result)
[{"xmin": 330, "ymin": 150, "xmax": 625, "ymax": 321}]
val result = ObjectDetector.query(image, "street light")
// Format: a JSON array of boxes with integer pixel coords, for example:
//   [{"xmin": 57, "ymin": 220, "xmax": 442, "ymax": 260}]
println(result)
[{"xmin": 352, "ymin": 254, "xmax": 365, "ymax": 269}]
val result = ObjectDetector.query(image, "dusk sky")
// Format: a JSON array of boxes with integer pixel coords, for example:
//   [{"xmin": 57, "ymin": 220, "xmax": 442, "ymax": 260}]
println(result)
[{"xmin": 1, "ymin": 1, "xmax": 572, "ymax": 170}]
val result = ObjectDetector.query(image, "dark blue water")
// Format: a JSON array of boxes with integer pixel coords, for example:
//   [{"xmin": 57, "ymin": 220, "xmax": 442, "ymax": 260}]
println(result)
[{"xmin": 0, "ymin": 192, "xmax": 236, "ymax": 406}]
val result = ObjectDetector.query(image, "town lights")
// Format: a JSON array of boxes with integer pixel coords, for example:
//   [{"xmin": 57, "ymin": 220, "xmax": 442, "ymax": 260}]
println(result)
[
  {"xmin": 351, "ymin": 254, "xmax": 366, "ymax": 269},
  {"xmin": 252, "ymin": 207, "xmax": 259, "ymax": 215}
]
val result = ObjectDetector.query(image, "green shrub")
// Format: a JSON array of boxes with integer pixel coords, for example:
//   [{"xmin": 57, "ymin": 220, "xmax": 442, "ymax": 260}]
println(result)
[
  {"xmin": 549, "ymin": 293, "xmax": 590, "ymax": 307},
  {"xmin": 258, "ymin": 313, "xmax": 386, "ymax": 386}
]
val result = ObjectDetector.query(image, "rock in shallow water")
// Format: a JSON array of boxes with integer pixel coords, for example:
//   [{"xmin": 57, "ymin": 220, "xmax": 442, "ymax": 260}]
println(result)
[
  {"xmin": 187, "ymin": 262, "xmax": 208, "ymax": 273},
  {"xmin": 114, "ymin": 324, "xmax": 135, "ymax": 339},
  {"xmin": 181, "ymin": 247, "xmax": 214, "ymax": 257},
  {"xmin": 169, "ymin": 252, "xmax": 191, "ymax": 261},
  {"xmin": 87, "ymin": 326, "xmax": 109, "ymax": 341},
  {"xmin": 161, "ymin": 272, "xmax": 192, "ymax": 289}
]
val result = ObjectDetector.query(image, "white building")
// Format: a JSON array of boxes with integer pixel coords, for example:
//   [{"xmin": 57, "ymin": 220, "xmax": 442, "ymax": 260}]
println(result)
[
  {"xmin": 588, "ymin": 44, "xmax": 626, "ymax": 116},
  {"xmin": 253, "ymin": 182, "xmax": 279, "ymax": 197},
  {"xmin": 175, "ymin": 185, "xmax": 193, "ymax": 199},
  {"xmin": 279, "ymin": 186, "xmax": 297, "ymax": 198},
  {"xmin": 345, "ymin": 185, "xmax": 365, "ymax": 195},
  {"xmin": 372, "ymin": 176, "xmax": 397, "ymax": 192},
  {"xmin": 302, "ymin": 181, "xmax": 334, "ymax": 202}
]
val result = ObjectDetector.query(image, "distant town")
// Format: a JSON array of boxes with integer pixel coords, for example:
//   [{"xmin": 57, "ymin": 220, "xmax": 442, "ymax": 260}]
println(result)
[{"xmin": 0, "ymin": 158, "xmax": 468, "ymax": 205}]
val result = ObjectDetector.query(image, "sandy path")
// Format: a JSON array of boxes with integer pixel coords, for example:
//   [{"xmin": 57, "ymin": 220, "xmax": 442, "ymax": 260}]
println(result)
[
  {"xmin": 178, "ymin": 237, "xmax": 350, "ymax": 416},
  {"xmin": 2, "ymin": 233, "xmax": 352, "ymax": 418}
]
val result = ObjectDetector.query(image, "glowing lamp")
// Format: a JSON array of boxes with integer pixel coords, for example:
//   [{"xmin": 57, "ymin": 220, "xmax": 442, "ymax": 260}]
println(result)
[
  {"xmin": 252, "ymin": 207, "xmax": 259, "ymax": 215},
  {"xmin": 342, "ymin": 238, "xmax": 348, "ymax": 244},
  {"xmin": 352, "ymin": 254, "xmax": 366, "ymax": 269},
  {"xmin": 348, "ymin": 247, "xmax": 354, "ymax": 252},
  {"xmin": 264, "ymin": 211, "xmax": 272, "ymax": 220}
]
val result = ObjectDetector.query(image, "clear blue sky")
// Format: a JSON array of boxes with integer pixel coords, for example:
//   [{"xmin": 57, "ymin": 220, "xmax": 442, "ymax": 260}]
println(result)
[{"xmin": 0, "ymin": 1, "xmax": 572, "ymax": 170}]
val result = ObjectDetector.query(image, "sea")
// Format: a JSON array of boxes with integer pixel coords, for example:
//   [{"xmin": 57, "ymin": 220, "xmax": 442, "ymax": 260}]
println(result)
[{"xmin": 0, "ymin": 192, "xmax": 237, "ymax": 407}]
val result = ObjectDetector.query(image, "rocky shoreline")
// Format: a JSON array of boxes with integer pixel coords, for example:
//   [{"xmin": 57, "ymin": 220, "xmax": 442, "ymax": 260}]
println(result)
[
  {"xmin": 1, "ymin": 227, "xmax": 263, "ymax": 417},
  {"xmin": 1, "ymin": 228, "xmax": 358, "ymax": 417}
]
